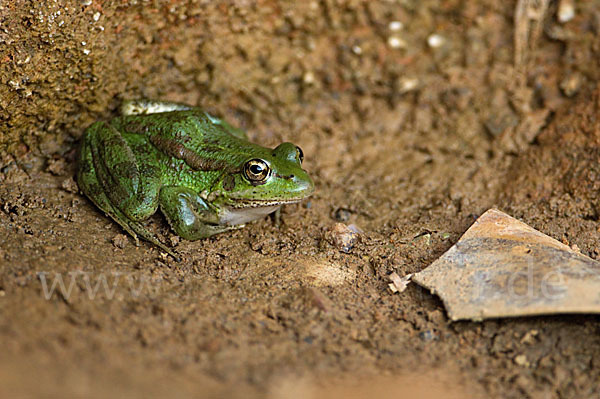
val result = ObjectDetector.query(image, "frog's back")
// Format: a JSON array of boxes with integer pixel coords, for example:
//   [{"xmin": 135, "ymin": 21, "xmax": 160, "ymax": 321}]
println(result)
[{"xmin": 110, "ymin": 110, "xmax": 271, "ymax": 189}]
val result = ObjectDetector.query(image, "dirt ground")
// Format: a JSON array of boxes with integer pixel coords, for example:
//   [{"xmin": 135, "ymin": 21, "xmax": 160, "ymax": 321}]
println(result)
[{"xmin": 2, "ymin": 0, "xmax": 600, "ymax": 397}]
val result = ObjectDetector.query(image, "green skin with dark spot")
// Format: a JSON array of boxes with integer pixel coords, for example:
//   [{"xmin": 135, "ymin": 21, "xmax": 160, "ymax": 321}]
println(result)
[{"xmin": 77, "ymin": 100, "xmax": 314, "ymax": 258}]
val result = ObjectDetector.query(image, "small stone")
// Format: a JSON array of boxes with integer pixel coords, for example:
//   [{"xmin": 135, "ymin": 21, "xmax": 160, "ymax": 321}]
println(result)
[
  {"xmin": 397, "ymin": 77, "xmax": 419, "ymax": 94},
  {"xmin": 387, "ymin": 272, "xmax": 412, "ymax": 294},
  {"xmin": 387, "ymin": 36, "xmax": 406, "ymax": 49},
  {"xmin": 520, "ymin": 329, "xmax": 539, "ymax": 345},
  {"xmin": 61, "ymin": 177, "xmax": 79, "ymax": 193},
  {"xmin": 328, "ymin": 223, "xmax": 362, "ymax": 253},
  {"xmin": 514, "ymin": 354, "xmax": 529, "ymax": 367},
  {"xmin": 388, "ymin": 21, "xmax": 403, "ymax": 31},
  {"xmin": 46, "ymin": 158, "xmax": 67, "ymax": 175},
  {"xmin": 303, "ymin": 71, "xmax": 315, "ymax": 85},
  {"xmin": 351, "ymin": 45, "xmax": 362, "ymax": 55},
  {"xmin": 93, "ymin": 12, "xmax": 101, "ymax": 22},
  {"xmin": 112, "ymin": 234, "xmax": 129, "ymax": 249},
  {"xmin": 557, "ymin": 0, "xmax": 575, "ymax": 23},
  {"xmin": 559, "ymin": 72, "xmax": 583, "ymax": 97},
  {"xmin": 427, "ymin": 34, "xmax": 445, "ymax": 48},
  {"xmin": 169, "ymin": 235, "xmax": 180, "ymax": 247},
  {"xmin": 0, "ymin": 290, "xmax": 5, "ymax": 297}
]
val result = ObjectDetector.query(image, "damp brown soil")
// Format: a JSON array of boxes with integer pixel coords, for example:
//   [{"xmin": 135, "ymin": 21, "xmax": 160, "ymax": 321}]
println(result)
[{"xmin": 2, "ymin": 1, "xmax": 600, "ymax": 398}]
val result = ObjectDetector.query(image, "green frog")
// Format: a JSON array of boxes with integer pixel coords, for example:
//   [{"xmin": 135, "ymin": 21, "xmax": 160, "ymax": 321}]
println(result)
[{"xmin": 77, "ymin": 99, "xmax": 314, "ymax": 258}]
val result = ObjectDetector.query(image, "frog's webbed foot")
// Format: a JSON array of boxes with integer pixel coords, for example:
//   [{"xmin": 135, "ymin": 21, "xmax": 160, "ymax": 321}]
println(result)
[
  {"xmin": 121, "ymin": 218, "xmax": 181, "ymax": 260},
  {"xmin": 127, "ymin": 219, "xmax": 180, "ymax": 261},
  {"xmin": 159, "ymin": 186, "xmax": 238, "ymax": 240}
]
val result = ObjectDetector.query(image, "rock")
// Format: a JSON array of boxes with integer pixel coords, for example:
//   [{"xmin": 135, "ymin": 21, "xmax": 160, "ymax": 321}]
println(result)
[
  {"xmin": 61, "ymin": 177, "xmax": 79, "ymax": 193},
  {"xmin": 387, "ymin": 272, "xmax": 412, "ymax": 294},
  {"xmin": 413, "ymin": 209, "xmax": 600, "ymax": 321},
  {"xmin": 46, "ymin": 158, "xmax": 67, "ymax": 176},
  {"xmin": 559, "ymin": 71, "xmax": 583, "ymax": 97},
  {"xmin": 327, "ymin": 223, "xmax": 362, "ymax": 253},
  {"xmin": 112, "ymin": 234, "xmax": 129, "ymax": 249},
  {"xmin": 557, "ymin": 0, "xmax": 575, "ymax": 23}
]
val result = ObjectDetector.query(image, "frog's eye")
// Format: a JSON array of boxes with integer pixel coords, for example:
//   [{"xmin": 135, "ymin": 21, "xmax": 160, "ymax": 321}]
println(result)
[
  {"xmin": 243, "ymin": 159, "xmax": 271, "ymax": 184},
  {"xmin": 295, "ymin": 146, "xmax": 304, "ymax": 164}
]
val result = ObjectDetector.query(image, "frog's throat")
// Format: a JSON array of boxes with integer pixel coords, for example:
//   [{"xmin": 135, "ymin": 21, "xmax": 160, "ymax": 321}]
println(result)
[{"xmin": 219, "ymin": 204, "xmax": 282, "ymax": 226}]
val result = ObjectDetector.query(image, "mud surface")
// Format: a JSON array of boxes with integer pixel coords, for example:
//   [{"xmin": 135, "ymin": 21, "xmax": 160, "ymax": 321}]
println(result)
[{"xmin": 2, "ymin": 1, "xmax": 600, "ymax": 397}]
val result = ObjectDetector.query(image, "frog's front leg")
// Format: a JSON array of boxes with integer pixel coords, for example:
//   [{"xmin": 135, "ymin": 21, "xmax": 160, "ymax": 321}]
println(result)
[{"xmin": 159, "ymin": 186, "xmax": 241, "ymax": 240}]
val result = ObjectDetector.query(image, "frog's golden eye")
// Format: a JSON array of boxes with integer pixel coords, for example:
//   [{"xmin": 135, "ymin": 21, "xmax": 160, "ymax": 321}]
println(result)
[
  {"xmin": 243, "ymin": 159, "xmax": 270, "ymax": 184},
  {"xmin": 295, "ymin": 146, "xmax": 304, "ymax": 164}
]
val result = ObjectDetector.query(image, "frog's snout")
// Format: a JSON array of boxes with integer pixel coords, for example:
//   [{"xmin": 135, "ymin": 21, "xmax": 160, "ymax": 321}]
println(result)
[{"xmin": 290, "ymin": 171, "xmax": 315, "ymax": 198}]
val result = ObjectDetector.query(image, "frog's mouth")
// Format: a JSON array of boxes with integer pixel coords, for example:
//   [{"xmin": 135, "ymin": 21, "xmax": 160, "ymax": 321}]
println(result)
[{"xmin": 226, "ymin": 198, "xmax": 305, "ymax": 209}]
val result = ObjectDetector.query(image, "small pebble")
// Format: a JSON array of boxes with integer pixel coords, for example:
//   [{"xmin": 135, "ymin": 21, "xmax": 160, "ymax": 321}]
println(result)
[
  {"xmin": 328, "ymin": 223, "xmax": 362, "ymax": 253},
  {"xmin": 46, "ymin": 158, "xmax": 67, "ymax": 176},
  {"xmin": 388, "ymin": 272, "xmax": 412, "ymax": 294},
  {"xmin": 388, "ymin": 21, "xmax": 403, "ymax": 31},
  {"xmin": 61, "ymin": 177, "xmax": 79, "ymax": 193},
  {"xmin": 514, "ymin": 354, "xmax": 529, "ymax": 367},
  {"xmin": 169, "ymin": 235, "xmax": 180, "ymax": 247},
  {"xmin": 397, "ymin": 77, "xmax": 419, "ymax": 93},
  {"xmin": 560, "ymin": 72, "xmax": 583, "ymax": 97},
  {"xmin": 520, "ymin": 329, "xmax": 539, "ymax": 345},
  {"xmin": 427, "ymin": 34, "xmax": 445, "ymax": 48},
  {"xmin": 303, "ymin": 71, "xmax": 315, "ymax": 85},
  {"xmin": 557, "ymin": 0, "xmax": 575, "ymax": 23},
  {"xmin": 387, "ymin": 36, "xmax": 406, "ymax": 49},
  {"xmin": 112, "ymin": 234, "xmax": 129, "ymax": 249}
]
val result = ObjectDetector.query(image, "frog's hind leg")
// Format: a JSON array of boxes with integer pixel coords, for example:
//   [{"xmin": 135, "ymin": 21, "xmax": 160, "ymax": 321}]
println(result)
[
  {"xmin": 78, "ymin": 123, "xmax": 179, "ymax": 259},
  {"xmin": 78, "ymin": 130, "xmax": 140, "ymax": 242}
]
